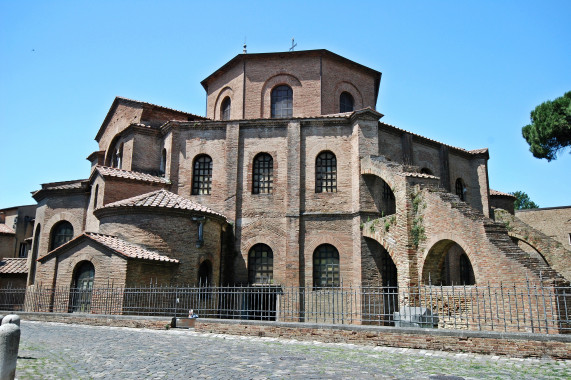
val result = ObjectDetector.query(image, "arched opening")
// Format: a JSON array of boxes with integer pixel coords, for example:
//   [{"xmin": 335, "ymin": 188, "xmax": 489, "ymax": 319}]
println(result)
[
  {"xmin": 315, "ymin": 151, "xmax": 337, "ymax": 193},
  {"xmin": 271, "ymin": 85, "xmax": 293, "ymax": 118},
  {"xmin": 363, "ymin": 175, "xmax": 396, "ymax": 216},
  {"xmin": 111, "ymin": 142, "xmax": 123, "ymax": 169},
  {"xmin": 191, "ymin": 154, "xmax": 213, "ymax": 195},
  {"xmin": 455, "ymin": 178, "xmax": 466, "ymax": 201},
  {"xmin": 510, "ymin": 236, "xmax": 548, "ymax": 265},
  {"xmin": 69, "ymin": 261, "xmax": 95, "ymax": 313},
  {"xmin": 50, "ymin": 221, "xmax": 73, "ymax": 251},
  {"xmin": 159, "ymin": 148, "xmax": 167, "ymax": 177},
  {"xmin": 313, "ymin": 244, "xmax": 340, "ymax": 288},
  {"xmin": 248, "ymin": 244, "xmax": 273, "ymax": 284},
  {"xmin": 420, "ymin": 168, "xmax": 433, "ymax": 175},
  {"xmin": 220, "ymin": 97, "xmax": 231, "ymax": 120},
  {"xmin": 252, "ymin": 153, "xmax": 273, "ymax": 194},
  {"xmin": 423, "ymin": 240, "xmax": 475, "ymax": 285},
  {"xmin": 28, "ymin": 224, "xmax": 41, "ymax": 286},
  {"xmin": 339, "ymin": 91, "xmax": 354, "ymax": 112},
  {"xmin": 198, "ymin": 260, "xmax": 213, "ymax": 286}
]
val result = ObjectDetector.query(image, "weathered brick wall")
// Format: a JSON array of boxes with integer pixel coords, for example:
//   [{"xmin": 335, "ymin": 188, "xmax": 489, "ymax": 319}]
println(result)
[
  {"xmin": 131, "ymin": 130, "xmax": 162, "ymax": 174},
  {"xmin": 206, "ymin": 62, "xmax": 244, "ymax": 120},
  {"xmin": 516, "ymin": 207, "xmax": 571, "ymax": 249},
  {"xmin": 98, "ymin": 212, "xmax": 223, "ymax": 285},
  {"xmin": 98, "ymin": 103, "xmax": 144, "ymax": 153},
  {"xmin": 101, "ymin": 177, "xmax": 167, "ymax": 207},
  {"xmin": 0, "ymin": 235, "xmax": 14, "ymax": 261}
]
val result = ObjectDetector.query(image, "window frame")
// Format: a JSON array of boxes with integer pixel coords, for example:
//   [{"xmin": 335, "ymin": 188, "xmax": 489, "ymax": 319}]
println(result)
[
  {"xmin": 455, "ymin": 178, "xmax": 465, "ymax": 201},
  {"xmin": 339, "ymin": 91, "xmax": 354, "ymax": 113},
  {"xmin": 221, "ymin": 97, "xmax": 231, "ymax": 121},
  {"xmin": 252, "ymin": 153, "xmax": 274, "ymax": 194},
  {"xmin": 248, "ymin": 244, "xmax": 274, "ymax": 284},
  {"xmin": 271, "ymin": 85, "xmax": 293, "ymax": 118},
  {"xmin": 50, "ymin": 221, "xmax": 74, "ymax": 251},
  {"xmin": 191, "ymin": 155, "xmax": 213, "ymax": 195},
  {"xmin": 315, "ymin": 151, "xmax": 337, "ymax": 193},
  {"xmin": 313, "ymin": 244, "xmax": 340, "ymax": 289}
]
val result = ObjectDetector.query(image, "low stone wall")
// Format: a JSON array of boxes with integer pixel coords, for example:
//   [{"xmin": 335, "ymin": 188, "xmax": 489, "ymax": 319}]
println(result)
[{"xmin": 7, "ymin": 311, "xmax": 571, "ymax": 359}]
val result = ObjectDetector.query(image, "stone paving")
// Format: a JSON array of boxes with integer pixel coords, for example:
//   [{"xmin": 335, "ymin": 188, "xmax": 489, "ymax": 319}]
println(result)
[{"xmin": 15, "ymin": 321, "xmax": 571, "ymax": 379}]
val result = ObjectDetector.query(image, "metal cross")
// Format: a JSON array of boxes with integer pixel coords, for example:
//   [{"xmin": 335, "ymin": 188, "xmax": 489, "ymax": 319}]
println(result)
[{"xmin": 289, "ymin": 38, "xmax": 297, "ymax": 51}]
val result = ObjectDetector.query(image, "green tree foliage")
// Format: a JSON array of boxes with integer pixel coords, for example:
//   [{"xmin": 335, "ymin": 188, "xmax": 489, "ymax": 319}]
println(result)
[
  {"xmin": 510, "ymin": 191, "xmax": 539, "ymax": 210},
  {"xmin": 521, "ymin": 91, "xmax": 571, "ymax": 161}
]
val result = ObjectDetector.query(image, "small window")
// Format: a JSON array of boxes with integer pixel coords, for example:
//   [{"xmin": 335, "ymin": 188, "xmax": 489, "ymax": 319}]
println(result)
[
  {"xmin": 339, "ymin": 92, "xmax": 354, "ymax": 113},
  {"xmin": 248, "ymin": 244, "xmax": 273, "ymax": 284},
  {"xmin": 50, "ymin": 221, "xmax": 73, "ymax": 251},
  {"xmin": 455, "ymin": 178, "xmax": 465, "ymax": 201},
  {"xmin": 221, "ymin": 97, "xmax": 231, "ymax": 121},
  {"xmin": 93, "ymin": 185, "xmax": 99, "ymax": 209},
  {"xmin": 111, "ymin": 142, "xmax": 123, "ymax": 169},
  {"xmin": 316, "ymin": 151, "xmax": 337, "ymax": 193},
  {"xmin": 252, "ymin": 153, "xmax": 273, "ymax": 194},
  {"xmin": 313, "ymin": 244, "xmax": 340, "ymax": 288},
  {"xmin": 191, "ymin": 155, "xmax": 213, "ymax": 195},
  {"xmin": 271, "ymin": 85, "xmax": 293, "ymax": 118},
  {"xmin": 420, "ymin": 168, "xmax": 433, "ymax": 175},
  {"xmin": 159, "ymin": 149, "xmax": 167, "ymax": 177},
  {"xmin": 18, "ymin": 242, "xmax": 27, "ymax": 258}
]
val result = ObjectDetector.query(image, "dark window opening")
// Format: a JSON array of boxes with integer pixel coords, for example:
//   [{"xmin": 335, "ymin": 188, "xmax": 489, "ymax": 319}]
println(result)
[
  {"xmin": 192, "ymin": 155, "xmax": 213, "ymax": 195},
  {"xmin": 18, "ymin": 242, "xmax": 27, "ymax": 258},
  {"xmin": 70, "ymin": 261, "xmax": 95, "ymax": 313},
  {"xmin": 339, "ymin": 92, "xmax": 354, "ymax": 113},
  {"xmin": 316, "ymin": 151, "xmax": 337, "ymax": 193},
  {"xmin": 455, "ymin": 178, "xmax": 465, "ymax": 201},
  {"xmin": 420, "ymin": 168, "xmax": 433, "ymax": 175},
  {"xmin": 271, "ymin": 85, "xmax": 293, "ymax": 118},
  {"xmin": 198, "ymin": 260, "xmax": 213, "ymax": 286},
  {"xmin": 159, "ymin": 149, "xmax": 167, "ymax": 177},
  {"xmin": 50, "ymin": 221, "xmax": 73, "ymax": 251},
  {"xmin": 313, "ymin": 244, "xmax": 340, "ymax": 288},
  {"xmin": 252, "ymin": 153, "xmax": 273, "ymax": 194},
  {"xmin": 248, "ymin": 244, "xmax": 273, "ymax": 284},
  {"xmin": 111, "ymin": 142, "xmax": 123, "ymax": 169},
  {"xmin": 221, "ymin": 97, "xmax": 231, "ymax": 120}
]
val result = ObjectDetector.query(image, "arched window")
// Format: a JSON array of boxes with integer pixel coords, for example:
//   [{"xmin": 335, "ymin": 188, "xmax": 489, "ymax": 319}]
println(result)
[
  {"xmin": 248, "ymin": 244, "xmax": 273, "ymax": 284},
  {"xmin": 221, "ymin": 97, "xmax": 231, "ymax": 120},
  {"xmin": 159, "ymin": 149, "xmax": 167, "ymax": 177},
  {"xmin": 271, "ymin": 85, "xmax": 293, "ymax": 118},
  {"xmin": 191, "ymin": 155, "xmax": 213, "ymax": 195},
  {"xmin": 315, "ymin": 151, "xmax": 337, "ymax": 193},
  {"xmin": 93, "ymin": 185, "xmax": 99, "ymax": 209},
  {"xmin": 50, "ymin": 221, "xmax": 73, "ymax": 251},
  {"xmin": 70, "ymin": 261, "xmax": 95, "ymax": 313},
  {"xmin": 455, "ymin": 178, "xmax": 465, "ymax": 201},
  {"xmin": 111, "ymin": 142, "xmax": 123, "ymax": 169},
  {"xmin": 339, "ymin": 92, "xmax": 354, "ymax": 113},
  {"xmin": 252, "ymin": 153, "xmax": 273, "ymax": 194},
  {"xmin": 198, "ymin": 260, "xmax": 212, "ymax": 286},
  {"xmin": 459, "ymin": 253, "xmax": 475, "ymax": 285},
  {"xmin": 313, "ymin": 244, "xmax": 340, "ymax": 288}
]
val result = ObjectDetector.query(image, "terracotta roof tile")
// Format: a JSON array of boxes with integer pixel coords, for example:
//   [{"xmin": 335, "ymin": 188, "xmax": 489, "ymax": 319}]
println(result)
[
  {"xmin": 95, "ymin": 166, "xmax": 170, "ymax": 184},
  {"xmin": 40, "ymin": 179, "xmax": 88, "ymax": 191},
  {"xmin": 85, "ymin": 233, "xmax": 179, "ymax": 263},
  {"xmin": 490, "ymin": 189, "xmax": 515, "ymax": 197},
  {"xmin": 0, "ymin": 258, "xmax": 28, "ymax": 274},
  {"xmin": 0, "ymin": 224, "xmax": 15, "ymax": 235},
  {"xmin": 404, "ymin": 172, "xmax": 439, "ymax": 179},
  {"xmin": 103, "ymin": 189, "xmax": 225, "ymax": 218}
]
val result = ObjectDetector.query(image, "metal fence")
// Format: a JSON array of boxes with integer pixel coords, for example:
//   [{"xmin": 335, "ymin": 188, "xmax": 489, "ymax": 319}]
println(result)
[{"xmin": 0, "ymin": 282, "xmax": 569, "ymax": 334}]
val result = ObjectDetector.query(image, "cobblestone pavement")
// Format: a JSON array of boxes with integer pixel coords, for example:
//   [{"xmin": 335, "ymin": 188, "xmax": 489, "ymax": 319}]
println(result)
[{"xmin": 15, "ymin": 321, "xmax": 571, "ymax": 379}]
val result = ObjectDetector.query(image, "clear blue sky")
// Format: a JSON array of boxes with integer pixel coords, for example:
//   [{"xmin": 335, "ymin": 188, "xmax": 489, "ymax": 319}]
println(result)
[{"xmin": 1, "ymin": 1, "xmax": 569, "ymax": 209}]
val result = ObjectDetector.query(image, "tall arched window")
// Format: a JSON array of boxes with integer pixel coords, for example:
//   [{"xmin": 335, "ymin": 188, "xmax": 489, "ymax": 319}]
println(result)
[
  {"xmin": 221, "ymin": 97, "xmax": 231, "ymax": 120},
  {"xmin": 50, "ymin": 221, "xmax": 73, "ymax": 251},
  {"xmin": 93, "ymin": 185, "xmax": 99, "ymax": 209},
  {"xmin": 459, "ymin": 253, "xmax": 475, "ymax": 285},
  {"xmin": 248, "ymin": 244, "xmax": 273, "ymax": 284},
  {"xmin": 315, "ymin": 151, "xmax": 337, "ymax": 193},
  {"xmin": 191, "ymin": 155, "xmax": 213, "ymax": 195},
  {"xmin": 111, "ymin": 142, "xmax": 123, "ymax": 169},
  {"xmin": 159, "ymin": 148, "xmax": 167, "ymax": 177},
  {"xmin": 271, "ymin": 85, "xmax": 293, "ymax": 118},
  {"xmin": 70, "ymin": 261, "xmax": 95, "ymax": 313},
  {"xmin": 339, "ymin": 92, "xmax": 354, "ymax": 113},
  {"xmin": 455, "ymin": 178, "xmax": 465, "ymax": 201},
  {"xmin": 313, "ymin": 244, "xmax": 340, "ymax": 288},
  {"xmin": 198, "ymin": 260, "xmax": 212, "ymax": 286},
  {"xmin": 252, "ymin": 153, "xmax": 273, "ymax": 194}
]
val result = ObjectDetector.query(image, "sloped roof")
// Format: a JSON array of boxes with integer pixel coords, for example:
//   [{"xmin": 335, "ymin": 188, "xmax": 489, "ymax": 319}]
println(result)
[
  {"xmin": 0, "ymin": 258, "xmax": 28, "ymax": 274},
  {"xmin": 92, "ymin": 166, "xmax": 170, "ymax": 184},
  {"xmin": 0, "ymin": 224, "xmax": 15, "ymax": 235},
  {"xmin": 100, "ymin": 189, "xmax": 225, "ymax": 219},
  {"xmin": 38, "ymin": 232, "xmax": 179, "ymax": 263},
  {"xmin": 490, "ymin": 189, "xmax": 515, "ymax": 198},
  {"xmin": 32, "ymin": 179, "xmax": 89, "ymax": 201}
]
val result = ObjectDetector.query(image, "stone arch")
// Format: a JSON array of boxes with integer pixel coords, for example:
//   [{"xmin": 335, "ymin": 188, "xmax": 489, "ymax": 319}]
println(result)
[
  {"xmin": 421, "ymin": 238, "xmax": 476, "ymax": 285},
  {"xmin": 69, "ymin": 260, "xmax": 95, "ymax": 313},
  {"xmin": 197, "ymin": 259, "xmax": 213, "ymax": 285},
  {"xmin": 105, "ymin": 135, "xmax": 123, "ymax": 167},
  {"xmin": 508, "ymin": 232, "xmax": 548, "ymax": 265},
  {"xmin": 213, "ymin": 86, "xmax": 234, "ymax": 120},
  {"xmin": 44, "ymin": 212, "xmax": 80, "ymax": 253},
  {"xmin": 333, "ymin": 81, "xmax": 363, "ymax": 112},
  {"xmin": 260, "ymin": 73, "xmax": 302, "ymax": 118}
]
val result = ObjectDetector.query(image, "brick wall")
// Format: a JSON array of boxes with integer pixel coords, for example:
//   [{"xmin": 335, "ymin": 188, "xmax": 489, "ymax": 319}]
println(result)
[{"xmin": 516, "ymin": 207, "xmax": 571, "ymax": 249}]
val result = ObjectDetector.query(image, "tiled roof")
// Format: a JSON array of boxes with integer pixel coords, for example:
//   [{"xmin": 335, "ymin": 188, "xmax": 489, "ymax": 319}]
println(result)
[
  {"xmin": 0, "ymin": 258, "xmax": 28, "ymax": 274},
  {"xmin": 114, "ymin": 96, "xmax": 206, "ymax": 121},
  {"xmin": 0, "ymin": 224, "xmax": 15, "ymax": 235},
  {"xmin": 469, "ymin": 148, "xmax": 489, "ymax": 155},
  {"xmin": 102, "ymin": 189, "xmax": 225, "ymax": 218},
  {"xmin": 490, "ymin": 189, "xmax": 515, "ymax": 197},
  {"xmin": 40, "ymin": 179, "xmax": 88, "ymax": 191},
  {"xmin": 38, "ymin": 232, "xmax": 179, "ymax": 263},
  {"xmin": 85, "ymin": 233, "xmax": 179, "ymax": 263},
  {"xmin": 405, "ymin": 172, "xmax": 439, "ymax": 179},
  {"xmin": 95, "ymin": 166, "xmax": 170, "ymax": 184}
]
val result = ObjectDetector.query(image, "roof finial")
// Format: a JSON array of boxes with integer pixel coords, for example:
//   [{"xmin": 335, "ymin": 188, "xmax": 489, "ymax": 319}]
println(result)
[
  {"xmin": 289, "ymin": 37, "xmax": 297, "ymax": 52},
  {"xmin": 243, "ymin": 37, "xmax": 247, "ymax": 54}
]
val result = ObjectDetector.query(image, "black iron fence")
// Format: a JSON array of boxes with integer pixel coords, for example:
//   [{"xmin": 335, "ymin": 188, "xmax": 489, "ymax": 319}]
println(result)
[{"xmin": 0, "ymin": 282, "xmax": 569, "ymax": 334}]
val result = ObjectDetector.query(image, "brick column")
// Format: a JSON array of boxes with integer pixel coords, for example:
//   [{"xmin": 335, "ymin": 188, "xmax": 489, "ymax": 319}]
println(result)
[{"xmin": 285, "ymin": 121, "xmax": 301, "ymax": 287}]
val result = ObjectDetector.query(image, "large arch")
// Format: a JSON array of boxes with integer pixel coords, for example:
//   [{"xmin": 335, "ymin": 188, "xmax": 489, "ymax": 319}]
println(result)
[
  {"xmin": 213, "ymin": 86, "xmax": 234, "ymax": 120},
  {"xmin": 422, "ymin": 239, "xmax": 476, "ymax": 285},
  {"xmin": 69, "ymin": 260, "xmax": 95, "ymax": 313},
  {"xmin": 260, "ymin": 73, "xmax": 302, "ymax": 118}
]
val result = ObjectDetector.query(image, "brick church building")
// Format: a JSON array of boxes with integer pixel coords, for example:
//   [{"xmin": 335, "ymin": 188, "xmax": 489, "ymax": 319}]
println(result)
[{"xmin": 23, "ymin": 49, "xmax": 569, "ymax": 311}]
